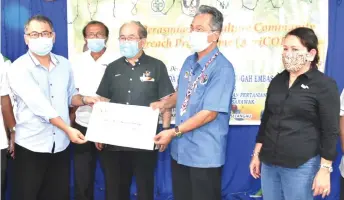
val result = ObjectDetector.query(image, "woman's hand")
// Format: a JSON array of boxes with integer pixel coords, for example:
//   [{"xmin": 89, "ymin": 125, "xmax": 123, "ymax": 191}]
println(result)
[
  {"xmin": 249, "ymin": 154, "xmax": 261, "ymax": 179},
  {"xmin": 312, "ymin": 168, "xmax": 331, "ymax": 198}
]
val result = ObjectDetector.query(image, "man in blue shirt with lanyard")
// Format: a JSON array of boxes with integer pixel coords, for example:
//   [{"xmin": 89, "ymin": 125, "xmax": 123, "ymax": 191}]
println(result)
[{"xmin": 151, "ymin": 5, "xmax": 235, "ymax": 200}]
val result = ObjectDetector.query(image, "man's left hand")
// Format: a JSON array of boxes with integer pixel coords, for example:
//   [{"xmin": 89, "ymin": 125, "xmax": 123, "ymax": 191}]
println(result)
[
  {"xmin": 83, "ymin": 96, "xmax": 100, "ymax": 106},
  {"xmin": 154, "ymin": 129, "xmax": 175, "ymax": 152},
  {"xmin": 8, "ymin": 132, "xmax": 15, "ymax": 159}
]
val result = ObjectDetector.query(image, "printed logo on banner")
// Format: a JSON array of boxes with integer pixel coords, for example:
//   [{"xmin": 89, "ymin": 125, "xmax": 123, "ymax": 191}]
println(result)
[
  {"xmin": 181, "ymin": 0, "xmax": 200, "ymax": 16},
  {"xmin": 151, "ymin": 0, "xmax": 165, "ymax": 12},
  {"xmin": 215, "ymin": 0, "xmax": 230, "ymax": 15}
]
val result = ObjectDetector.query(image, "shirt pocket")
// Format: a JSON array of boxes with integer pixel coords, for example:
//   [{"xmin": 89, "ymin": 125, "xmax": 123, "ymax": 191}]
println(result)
[
  {"xmin": 139, "ymin": 81, "xmax": 158, "ymax": 99},
  {"xmin": 190, "ymin": 82, "xmax": 207, "ymax": 104},
  {"xmin": 110, "ymin": 74, "xmax": 126, "ymax": 90}
]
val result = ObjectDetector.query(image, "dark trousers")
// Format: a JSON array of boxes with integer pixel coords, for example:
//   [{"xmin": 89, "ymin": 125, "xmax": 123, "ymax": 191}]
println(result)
[
  {"xmin": 73, "ymin": 123, "xmax": 97, "ymax": 200},
  {"xmin": 1, "ymin": 149, "xmax": 7, "ymax": 200},
  {"xmin": 99, "ymin": 150, "xmax": 157, "ymax": 200},
  {"xmin": 171, "ymin": 157, "xmax": 222, "ymax": 200},
  {"xmin": 341, "ymin": 176, "xmax": 344, "ymax": 200},
  {"xmin": 10, "ymin": 144, "xmax": 70, "ymax": 200}
]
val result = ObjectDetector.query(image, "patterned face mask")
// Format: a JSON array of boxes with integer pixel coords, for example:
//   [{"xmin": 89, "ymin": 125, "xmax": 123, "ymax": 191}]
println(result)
[{"xmin": 282, "ymin": 51, "xmax": 312, "ymax": 72}]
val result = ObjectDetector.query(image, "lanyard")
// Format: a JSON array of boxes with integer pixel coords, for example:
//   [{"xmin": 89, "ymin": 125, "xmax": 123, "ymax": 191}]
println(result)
[{"xmin": 180, "ymin": 51, "xmax": 220, "ymax": 116}]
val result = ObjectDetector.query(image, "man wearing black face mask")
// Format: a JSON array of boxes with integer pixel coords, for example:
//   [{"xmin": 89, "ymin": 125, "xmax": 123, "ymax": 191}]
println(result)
[{"xmin": 95, "ymin": 21, "xmax": 175, "ymax": 200}]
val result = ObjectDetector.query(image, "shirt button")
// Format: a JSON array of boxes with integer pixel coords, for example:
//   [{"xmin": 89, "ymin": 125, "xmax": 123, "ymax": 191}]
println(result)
[
  {"xmin": 132, "ymin": 68, "xmax": 134, "ymax": 70},
  {"xmin": 128, "ymin": 90, "xmax": 131, "ymax": 93},
  {"xmin": 51, "ymin": 96, "xmax": 54, "ymax": 98},
  {"xmin": 126, "ymin": 102, "xmax": 129, "ymax": 105},
  {"xmin": 53, "ymin": 133, "xmax": 55, "ymax": 135},
  {"xmin": 130, "ymin": 78, "xmax": 132, "ymax": 81},
  {"xmin": 50, "ymin": 84, "xmax": 52, "ymax": 86}
]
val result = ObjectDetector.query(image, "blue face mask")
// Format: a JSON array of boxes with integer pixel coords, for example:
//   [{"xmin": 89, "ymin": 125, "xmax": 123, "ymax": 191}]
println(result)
[
  {"xmin": 87, "ymin": 39, "xmax": 106, "ymax": 53},
  {"xmin": 119, "ymin": 41, "xmax": 140, "ymax": 58},
  {"xmin": 28, "ymin": 37, "xmax": 53, "ymax": 56}
]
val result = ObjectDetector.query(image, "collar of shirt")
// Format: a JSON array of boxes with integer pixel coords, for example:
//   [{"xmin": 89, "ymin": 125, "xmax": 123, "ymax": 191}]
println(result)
[
  {"xmin": 27, "ymin": 50, "xmax": 60, "ymax": 69},
  {"xmin": 123, "ymin": 51, "xmax": 149, "ymax": 67},
  {"xmin": 188, "ymin": 47, "xmax": 220, "ymax": 71},
  {"xmin": 280, "ymin": 67, "xmax": 318, "ymax": 80},
  {"xmin": 84, "ymin": 49, "xmax": 114, "ymax": 67}
]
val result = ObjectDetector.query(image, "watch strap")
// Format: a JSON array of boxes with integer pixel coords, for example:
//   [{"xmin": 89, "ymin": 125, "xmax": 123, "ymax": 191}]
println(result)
[
  {"xmin": 174, "ymin": 126, "xmax": 182, "ymax": 137},
  {"xmin": 9, "ymin": 127, "xmax": 16, "ymax": 133},
  {"xmin": 320, "ymin": 164, "xmax": 333, "ymax": 173}
]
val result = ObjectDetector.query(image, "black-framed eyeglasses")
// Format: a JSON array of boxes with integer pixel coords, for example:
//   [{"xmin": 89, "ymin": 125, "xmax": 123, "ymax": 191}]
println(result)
[{"xmin": 26, "ymin": 31, "xmax": 53, "ymax": 39}]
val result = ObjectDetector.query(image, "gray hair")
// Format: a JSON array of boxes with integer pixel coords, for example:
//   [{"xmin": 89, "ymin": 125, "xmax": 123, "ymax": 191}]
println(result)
[
  {"xmin": 195, "ymin": 5, "xmax": 224, "ymax": 32},
  {"xmin": 119, "ymin": 21, "xmax": 148, "ymax": 39},
  {"xmin": 24, "ymin": 15, "xmax": 54, "ymax": 33}
]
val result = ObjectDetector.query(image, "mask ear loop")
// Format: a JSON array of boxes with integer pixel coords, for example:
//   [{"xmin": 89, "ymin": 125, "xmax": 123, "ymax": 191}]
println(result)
[
  {"xmin": 306, "ymin": 53, "xmax": 314, "ymax": 62},
  {"xmin": 210, "ymin": 31, "xmax": 219, "ymax": 42}
]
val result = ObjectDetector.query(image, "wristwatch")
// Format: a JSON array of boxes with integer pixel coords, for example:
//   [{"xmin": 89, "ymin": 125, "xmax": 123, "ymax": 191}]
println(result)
[
  {"xmin": 320, "ymin": 164, "xmax": 333, "ymax": 173},
  {"xmin": 9, "ymin": 127, "xmax": 16, "ymax": 133},
  {"xmin": 174, "ymin": 126, "xmax": 182, "ymax": 138},
  {"xmin": 82, "ymin": 96, "xmax": 87, "ymax": 105}
]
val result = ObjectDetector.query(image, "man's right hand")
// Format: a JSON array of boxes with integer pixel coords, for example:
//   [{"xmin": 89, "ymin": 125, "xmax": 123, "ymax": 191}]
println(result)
[
  {"xmin": 95, "ymin": 143, "xmax": 104, "ymax": 151},
  {"xmin": 66, "ymin": 127, "xmax": 87, "ymax": 144},
  {"xmin": 150, "ymin": 101, "xmax": 166, "ymax": 112}
]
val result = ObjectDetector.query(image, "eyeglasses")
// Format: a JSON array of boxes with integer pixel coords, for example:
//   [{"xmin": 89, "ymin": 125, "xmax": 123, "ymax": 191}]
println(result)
[
  {"xmin": 26, "ymin": 31, "xmax": 53, "ymax": 39},
  {"xmin": 86, "ymin": 32, "xmax": 106, "ymax": 39},
  {"xmin": 189, "ymin": 27, "xmax": 218, "ymax": 32},
  {"xmin": 118, "ymin": 36, "xmax": 141, "ymax": 43}
]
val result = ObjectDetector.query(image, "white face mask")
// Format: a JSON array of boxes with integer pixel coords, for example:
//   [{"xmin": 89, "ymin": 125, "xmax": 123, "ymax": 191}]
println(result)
[
  {"xmin": 188, "ymin": 31, "xmax": 213, "ymax": 53},
  {"xmin": 28, "ymin": 37, "xmax": 53, "ymax": 56}
]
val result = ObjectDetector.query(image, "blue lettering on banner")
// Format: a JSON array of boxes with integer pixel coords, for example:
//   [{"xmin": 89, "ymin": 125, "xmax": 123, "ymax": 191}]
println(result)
[
  {"xmin": 240, "ymin": 75, "xmax": 253, "ymax": 82},
  {"xmin": 254, "ymin": 75, "xmax": 274, "ymax": 82},
  {"xmin": 238, "ymin": 75, "xmax": 274, "ymax": 82}
]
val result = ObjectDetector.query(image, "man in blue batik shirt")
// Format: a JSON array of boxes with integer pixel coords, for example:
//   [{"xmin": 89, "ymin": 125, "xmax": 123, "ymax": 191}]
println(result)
[{"xmin": 151, "ymin": 5, "xmax": 235, "ymax": 200}]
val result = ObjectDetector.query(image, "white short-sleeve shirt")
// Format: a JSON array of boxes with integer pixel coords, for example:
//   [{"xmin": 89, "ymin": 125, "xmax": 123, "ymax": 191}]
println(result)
[
  {"xmin": 71, "ymin": 50, "xmax": 118, "ymax": 127},
  {"xmin": 339, "ymin": 89, "xmax": 344, "ymax": 177},
  {"xmin": 0, "ymin": 54, "xmax": 11, "ymax": 150}
]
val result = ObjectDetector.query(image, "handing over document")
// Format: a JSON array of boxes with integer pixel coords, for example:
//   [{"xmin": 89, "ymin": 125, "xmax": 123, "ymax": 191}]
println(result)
[{"xmin": 85, "ymin": 102, "xmax": 160, "ymax": 150}]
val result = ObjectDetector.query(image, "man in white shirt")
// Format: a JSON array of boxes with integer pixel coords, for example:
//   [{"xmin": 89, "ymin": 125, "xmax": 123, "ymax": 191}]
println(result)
[
  {"xmin": 0, "ymin": 53, "xmax": 16, "ymax": 200},
  {"xmin": 339, "ymin": 89, "xmax": 344, "ymax": 200},
  {"xmin": 71, "ymin": 20, "xmax": 115, "ymax": 200},
  {"xmin": 7, "ymin": 15, "xmax": 99, "ymax": 200}
]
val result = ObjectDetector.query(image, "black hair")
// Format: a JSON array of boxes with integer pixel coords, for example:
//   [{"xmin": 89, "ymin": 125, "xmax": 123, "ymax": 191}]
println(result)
[
  {"xmin": 24, "ymin": 15, "xmax": 54, "ymax": 33},
  {"xmin": 82, "ymin": 21, "xmax": 109, "ymax": 38},
  {"xmin": 286, "ymin": 27, "xmax": 319, "ymax": 68}
]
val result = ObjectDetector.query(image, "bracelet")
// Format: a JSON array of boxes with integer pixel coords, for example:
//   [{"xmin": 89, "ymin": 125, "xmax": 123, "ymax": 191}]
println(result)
[
  {"xmin": 81, "ymin": 96, "xmax": 87, "ymax": 105},
  {"xmin": 320, "ymin": 164, "xmax": 333, "ymax": 173},
  {"xmin": 251, "ymin": 152, "xmax": 260, "ymax": 157}
]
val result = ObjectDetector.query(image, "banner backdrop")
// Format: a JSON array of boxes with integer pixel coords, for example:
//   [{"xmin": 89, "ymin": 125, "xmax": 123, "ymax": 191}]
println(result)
[{"xmin": 67, "ymin": 0, "xmax": 328, "ymax": 125}]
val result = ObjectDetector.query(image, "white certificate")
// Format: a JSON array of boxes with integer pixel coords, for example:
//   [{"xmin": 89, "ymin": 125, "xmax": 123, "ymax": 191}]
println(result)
[{"xmin": 85, "ymin": 102, "xmax": 160, "ymax": 150}]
